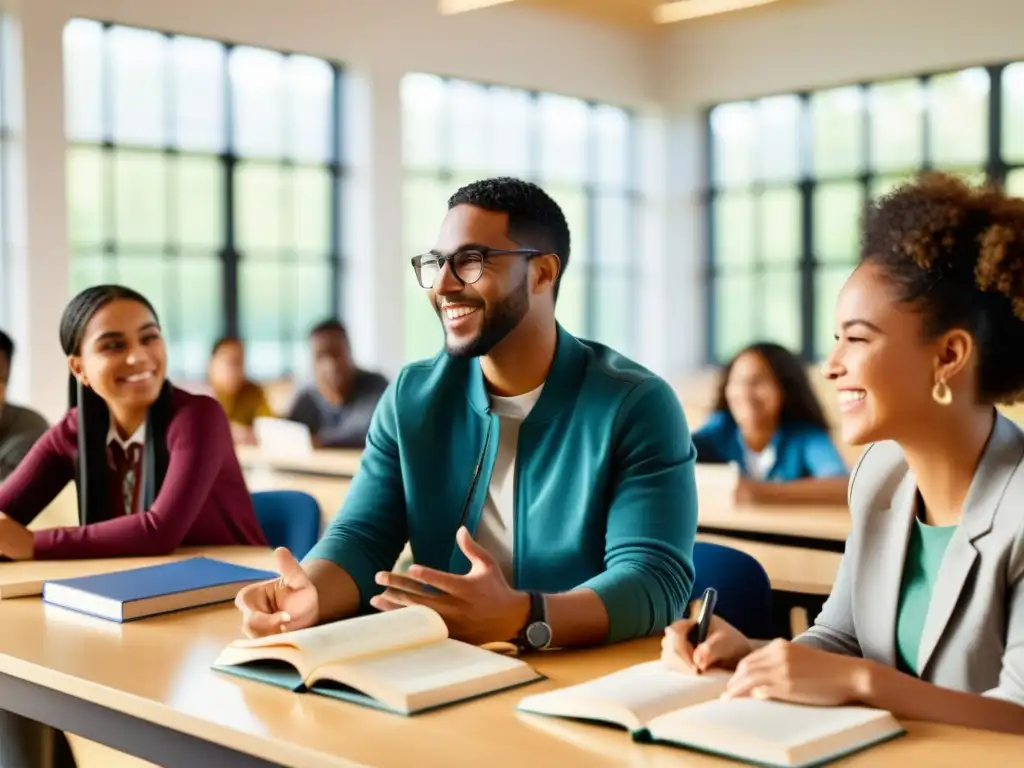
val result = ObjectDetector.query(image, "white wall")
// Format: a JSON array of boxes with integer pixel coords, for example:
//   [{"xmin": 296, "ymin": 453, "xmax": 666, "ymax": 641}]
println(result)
[
  {"xmin": 661, "ymin": 0, "xmax": 1024, "ymax": 108},
  {"xmin": 5, "ymin": 0, "xmax": 663, "ymax": 422},
  {"xmin": 654, "ymin": 0, "xmax": 1024, "ymax": 374}
]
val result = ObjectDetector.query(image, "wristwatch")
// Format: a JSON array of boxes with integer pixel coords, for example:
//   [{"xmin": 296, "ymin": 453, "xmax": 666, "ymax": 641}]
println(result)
[{"xmin": 515, "ymin": 592, "xmax": 552, "ymax": 651}]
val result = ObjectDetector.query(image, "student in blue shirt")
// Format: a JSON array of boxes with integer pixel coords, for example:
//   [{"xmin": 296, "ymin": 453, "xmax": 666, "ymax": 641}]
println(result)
[{"xmin": 692, "ymin": 341, "xmax": 848, "ymax": 505}]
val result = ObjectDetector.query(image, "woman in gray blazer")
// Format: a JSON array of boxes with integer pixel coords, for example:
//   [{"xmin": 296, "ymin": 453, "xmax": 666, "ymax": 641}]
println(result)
[{"xmin": 664, "ymin": 173, "xmax": 1024, "ymax": 735}]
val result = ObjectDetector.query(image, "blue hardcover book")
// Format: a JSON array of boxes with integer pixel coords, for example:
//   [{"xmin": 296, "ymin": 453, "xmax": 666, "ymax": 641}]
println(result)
[{"xmin": 42, "ymin": 557, "xmax": 276, "ymax": 622}]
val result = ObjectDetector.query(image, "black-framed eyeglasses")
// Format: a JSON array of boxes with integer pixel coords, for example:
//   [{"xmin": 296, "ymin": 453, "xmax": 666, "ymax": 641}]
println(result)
[{"xmin": 410, "ymin": 248, "xmax": 542, "ymax": 289}]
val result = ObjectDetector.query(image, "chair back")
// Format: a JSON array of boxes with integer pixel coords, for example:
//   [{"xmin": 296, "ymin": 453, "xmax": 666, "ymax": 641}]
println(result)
[
  {"xmin": 251, "ymin": 490, "xmax": 321, "ymax": 560},
  {"xmin": 691, "ymin": 541, "xmax": 774, "ymax": 639}
]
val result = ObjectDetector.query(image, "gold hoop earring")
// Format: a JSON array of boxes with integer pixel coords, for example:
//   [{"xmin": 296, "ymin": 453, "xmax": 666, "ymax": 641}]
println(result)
[{"xmin": 932, "ymin": 379, "xmax": 952, "ymax": 406}]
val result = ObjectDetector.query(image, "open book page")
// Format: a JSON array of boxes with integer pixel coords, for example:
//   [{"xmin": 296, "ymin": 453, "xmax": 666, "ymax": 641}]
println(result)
[
  {"xmin": 314, "ymin": 638, "xmax": 540, "ymax": 711},
  {"xmin": 225, "ymin": 606, "xmax": 449, "ymax": 674},
  {"xmin": 646, "ymin": 698, "xmax": 902, "ymax": 767},
  {"xmin": 518, "ymin": 661, "xmax": 729, "ymax": 731}
]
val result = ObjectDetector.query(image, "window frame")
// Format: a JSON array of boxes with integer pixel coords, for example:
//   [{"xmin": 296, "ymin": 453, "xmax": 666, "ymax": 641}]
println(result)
[
  {"xmin": 64, "ymin": 19, "xmax": 347, "ymax": 380},
  {"xmin": 0, "ymin": 17, "xmax": 11, "ymax": 327},
  {"xmin": 401, "ymin": 74, "xmax": 642, "ymax": 361},
  {"xmin": 704, "ymin": 63, "xmax": 1010, "ymax": 365}
]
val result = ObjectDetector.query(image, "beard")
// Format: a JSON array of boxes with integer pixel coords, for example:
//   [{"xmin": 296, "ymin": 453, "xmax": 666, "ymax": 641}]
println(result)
[{"xmin": 437, "ymin": 276, "xmax": 530, "ymax": 358}]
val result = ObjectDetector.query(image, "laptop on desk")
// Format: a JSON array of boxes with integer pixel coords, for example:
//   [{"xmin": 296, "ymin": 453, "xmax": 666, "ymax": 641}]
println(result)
[{"xmin": 253, "ymin": 417, "xmax": 315, "ymax": 458}]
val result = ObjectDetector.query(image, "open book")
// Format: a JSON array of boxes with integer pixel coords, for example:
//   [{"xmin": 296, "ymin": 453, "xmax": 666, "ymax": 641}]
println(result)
[
  {"xmin": 516, "ymin": 662, "xmax": 904, "ymax": 768},
  {"xmin": 213, "ymin": 605, "xmax": 542, "ymax": 715}
]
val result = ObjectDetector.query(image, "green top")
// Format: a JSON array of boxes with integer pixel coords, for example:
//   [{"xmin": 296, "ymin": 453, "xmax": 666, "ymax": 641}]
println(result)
[{"xmin": 895, "ymin": 518, "xmax": 957, "ymax": 675}]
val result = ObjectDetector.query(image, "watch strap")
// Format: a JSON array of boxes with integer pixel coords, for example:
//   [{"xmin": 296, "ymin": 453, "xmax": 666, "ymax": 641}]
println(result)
[
  {"xmin": 527, "ymin": 591, "xmax": 545, "ymax": 625},
  {"xmin": 515, "ymin": 591, "xmax": 547, "ymax": 650}
]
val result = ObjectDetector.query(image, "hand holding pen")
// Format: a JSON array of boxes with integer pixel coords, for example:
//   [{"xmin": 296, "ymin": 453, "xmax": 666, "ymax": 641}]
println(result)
[
  {"xmin": 661, "ymin": 587, "xmax": 755, "ymax": 674},
  {"xmin": 687, "ymin": 587, "xmax": 719, "ymax": 648}
]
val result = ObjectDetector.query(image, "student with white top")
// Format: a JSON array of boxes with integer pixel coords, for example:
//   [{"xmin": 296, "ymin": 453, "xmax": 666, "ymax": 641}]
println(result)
[{"xmin": 235, "ymin": 176, "xmax": 699, "ymax": 649}]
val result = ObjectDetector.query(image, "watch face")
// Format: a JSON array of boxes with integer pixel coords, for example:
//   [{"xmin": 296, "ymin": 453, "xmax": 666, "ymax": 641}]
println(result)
[{"xmin": 525, "ymin": 621, "xmax": 552, "ymax": 649}]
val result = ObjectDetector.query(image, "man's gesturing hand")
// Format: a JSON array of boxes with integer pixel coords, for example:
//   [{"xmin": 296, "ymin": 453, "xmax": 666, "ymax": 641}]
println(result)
[
  {"xmin": 235, "ymin": 547, "xmax": 320, "ymax": 639},
  {"xmin": 371, "ymin": 527, "xmax": 530, "ymax": 646}
]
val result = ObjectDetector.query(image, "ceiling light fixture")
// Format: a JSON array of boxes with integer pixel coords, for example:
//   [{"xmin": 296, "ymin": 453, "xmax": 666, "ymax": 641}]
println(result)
[
  {"xmin": 654, "ymin": 0, "xmax": 785, "ymax": 24},
  {"xmin": 438, "ymin": 0, "xmax": 515, "ymax": 14}
]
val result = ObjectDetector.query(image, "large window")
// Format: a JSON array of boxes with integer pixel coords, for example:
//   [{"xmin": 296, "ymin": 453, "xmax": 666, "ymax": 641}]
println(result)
[
  {"xmin": 705, "ymin": 65, "xmax": 1015, "ymax": 363},
  {"xmin": 63, "ymin": 20, "xmax": 345, "ymax": 381},
  {"xmin": 0, "ymin": 18, "xmax": 12, "ymax": 327},
  {"xmin": 401, "ymin": 73, "xmax": 640, "ymax": 363}
]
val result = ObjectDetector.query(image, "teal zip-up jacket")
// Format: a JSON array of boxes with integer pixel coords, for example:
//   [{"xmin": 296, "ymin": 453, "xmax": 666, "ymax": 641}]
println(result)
[{"xmin": 305, "ymin": 325, "xmax": 698, "ymax": 643}]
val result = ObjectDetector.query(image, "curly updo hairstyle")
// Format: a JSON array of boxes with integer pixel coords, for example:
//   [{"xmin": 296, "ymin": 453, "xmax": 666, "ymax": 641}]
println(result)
[{"xmin": 862, "ymin": 173, "xmax": 1024, "ymax": 405}]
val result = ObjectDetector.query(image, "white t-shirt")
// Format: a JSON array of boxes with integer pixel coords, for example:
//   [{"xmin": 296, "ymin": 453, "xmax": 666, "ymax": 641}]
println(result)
[
  {"xmin": 474, "ymin": 383, "xmax": 544, "ymax": 585},
  {"xmin": 743, "ymin": 443, "xmax": 777, "ymax": 481}
]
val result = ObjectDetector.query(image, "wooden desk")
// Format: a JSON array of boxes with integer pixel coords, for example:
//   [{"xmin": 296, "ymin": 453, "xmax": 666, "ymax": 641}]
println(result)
[
  {"xmin": 698, "ymin": 502, "xmax": 851, "ymax": 552},
  {"xmin": 0, "ymin": 601, "xmax": 1019, "ymax": 768},
  {"xmin": 695, "ymin": 534, "xmax": 841, "ymax": 596},
  {"xmin": 235, "ymin": 446, "xmax": 362, "ymax": 478}
]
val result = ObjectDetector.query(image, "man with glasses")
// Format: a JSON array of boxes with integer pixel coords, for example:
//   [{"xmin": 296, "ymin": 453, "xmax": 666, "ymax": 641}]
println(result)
[{"xmin": 235, "ymin": 177, "xmax": 698, "ymax": 652}]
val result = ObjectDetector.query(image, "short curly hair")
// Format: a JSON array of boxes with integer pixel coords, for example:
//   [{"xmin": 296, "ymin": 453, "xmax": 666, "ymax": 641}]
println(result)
[
  {"xmin": 449, "ymin": 177, "xmax": 571, "ymax": 300},
  {"xmin": 862, "ymin": 172, "xmax": 1024, "ymax": 404}
]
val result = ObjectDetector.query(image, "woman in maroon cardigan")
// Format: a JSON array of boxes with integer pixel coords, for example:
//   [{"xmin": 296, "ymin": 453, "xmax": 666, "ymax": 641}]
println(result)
[
  {"xmin": 0, "ymin": 284, "xmax": 268, "ymax": 561},
  {"xmin": 0, "ymin": 285, "xmax": 270, "ymax": 767}
]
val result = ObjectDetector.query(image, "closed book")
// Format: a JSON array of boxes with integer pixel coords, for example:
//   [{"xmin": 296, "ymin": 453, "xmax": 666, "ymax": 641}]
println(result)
[{"xmin": 42, "ymin": 557, "xmax": 276, "ymax": 622}]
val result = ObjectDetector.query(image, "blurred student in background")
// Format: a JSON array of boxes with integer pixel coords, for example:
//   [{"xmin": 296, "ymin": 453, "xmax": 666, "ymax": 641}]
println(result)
[
  {"xmin": 286, "ymin": 319, "xmax": 388, "ymax": 449},
  {"xmin": 692, "ymin": 341, "xmax": 848, "ymax": 504},
  {"xmin": 208, "ymin": 336, "xmax": 274, "ymax": 445},
  {"xmin": 0, "ymin": 330, "xmax": 48, "ymax": 481},
  {"xmin": 662, "ymin": 174, "xmax": 1024, "ymax": 735}
]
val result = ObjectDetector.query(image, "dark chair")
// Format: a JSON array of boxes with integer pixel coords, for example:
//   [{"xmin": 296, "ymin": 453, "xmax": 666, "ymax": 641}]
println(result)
[
  {"xmin": 692, "ymin": 431, "xmax": 730, "ymax": 464},
  {"xmin": 251, "ymin": 490, "xmax": 321, "ymax": 560},
  {"xmin": 691, "ymin": 541, "xmax": 775, "ymax": 640}
]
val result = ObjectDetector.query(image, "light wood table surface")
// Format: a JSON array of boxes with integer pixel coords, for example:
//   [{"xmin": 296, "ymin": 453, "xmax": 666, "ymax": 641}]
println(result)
[
  {"xmin": 0, "ymin": 598, "xmax": 1020, "ymax": 768},
  {"xmin": 698, "ymin": 501, "xmax": 851, "ymax": 548},
  {"xmin": 695, "ymin": 533, "xmax": 841, "ymax": 596},
  {"xmin": 235, "ymin": 446, "xmax": 363, "ymax": 478}
]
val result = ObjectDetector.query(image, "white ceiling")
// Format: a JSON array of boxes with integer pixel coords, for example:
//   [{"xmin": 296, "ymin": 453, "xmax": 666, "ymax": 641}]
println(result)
[{"xmin": 438, "ymin": 0, "xmax": 794, "ymax": 28}]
